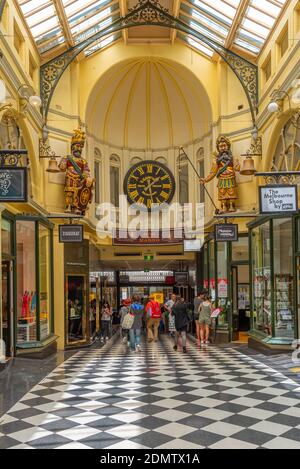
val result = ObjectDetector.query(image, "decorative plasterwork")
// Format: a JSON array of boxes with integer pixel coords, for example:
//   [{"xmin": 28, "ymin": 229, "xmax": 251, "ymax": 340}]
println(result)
[{"xmin": 40, "ymin": 0, "xmax": 258, "ymax": 124}]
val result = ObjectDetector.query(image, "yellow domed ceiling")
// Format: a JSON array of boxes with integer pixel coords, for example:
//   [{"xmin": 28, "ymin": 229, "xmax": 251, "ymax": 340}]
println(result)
[{"xmin": 88, "ymin": 57, "xmax": 212, "ymax": 150}]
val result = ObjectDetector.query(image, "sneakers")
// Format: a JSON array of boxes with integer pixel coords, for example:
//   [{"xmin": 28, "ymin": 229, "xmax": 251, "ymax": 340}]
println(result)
[
  {"xmin": 173, "ymin": 345, "xmax": 178, "ymax": 351},
  {"xmin": 122, "ymin": 336, "xmax": 127, "ymax": 344},
  {"xmin": 183, "ymin": 347, "xmax": 187, "ymax": 354},
  {"xmin": 136, "ymin": 345, "xmax": 142, "ymax": 352}
]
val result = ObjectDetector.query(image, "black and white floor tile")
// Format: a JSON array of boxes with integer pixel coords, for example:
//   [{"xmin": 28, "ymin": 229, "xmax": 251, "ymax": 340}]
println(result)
[{"xmin": 1, "ymin": 336, "xmax": 300, "ymax": 449}]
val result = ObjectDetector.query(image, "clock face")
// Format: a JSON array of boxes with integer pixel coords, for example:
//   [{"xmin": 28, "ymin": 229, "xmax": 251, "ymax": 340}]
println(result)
[{"xmin": 124, "ymin": 160, "xmax": 176, "ymax": 210}]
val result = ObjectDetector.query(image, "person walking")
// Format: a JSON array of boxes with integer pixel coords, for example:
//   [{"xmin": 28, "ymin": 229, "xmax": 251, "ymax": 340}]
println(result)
[
  {"xmin": 194, "ymin": 291, "xmax": 205, "ymax": 341},
  {"xmin": 119, "ymin": 299, "xmax": 131, "ymax": 343},
  {"xmin": 146, "ymin": 295, "xmax": 162, "ymax": 343},
  {"xmin": 164, "ymin": 293, "xmax": 176, "ymax": 337},
  {"xmin": 129, "ymin": 295, "xmax": 144, "ymax": 352},
  {"xmin": 172, "ymin": 296, "xmax": 190, "ymax": 353},
  {"xmin": 198, "ymin": 293, "xmax": 213, "ymax": 344},
  {"xmin": 100, "ymin": 302, "xmax": 112, "ymax": 343}
]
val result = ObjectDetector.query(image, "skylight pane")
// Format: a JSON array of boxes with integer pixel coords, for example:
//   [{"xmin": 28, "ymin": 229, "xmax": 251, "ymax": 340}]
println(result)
[{"xmin": 187, "ymin": 37, "xmax": 214, "ymax": 57}]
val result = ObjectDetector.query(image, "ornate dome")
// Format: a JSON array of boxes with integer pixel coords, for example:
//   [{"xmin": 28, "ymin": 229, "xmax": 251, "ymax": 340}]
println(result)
[{"xmin": 87, "ymin": 57, "xmax": 212, "ymax": 150}]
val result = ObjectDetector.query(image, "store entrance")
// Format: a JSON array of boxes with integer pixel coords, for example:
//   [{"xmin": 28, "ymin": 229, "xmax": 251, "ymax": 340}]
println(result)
[
  {"xmin": 2, "ymin": 260, "xmax": 13, "ymax": 357},
  {"xmin": 231, "ymin": 264, "xmax": 250, "ymax": 342}
]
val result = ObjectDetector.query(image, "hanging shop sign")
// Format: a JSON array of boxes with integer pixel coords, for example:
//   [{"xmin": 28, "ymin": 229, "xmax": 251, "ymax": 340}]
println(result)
[
  {"xmin": 259, "ymin": 185, "xmax": 298, "ymax": 214},
  {"xmin": 215, "ymin": 224, "xmax": 238, "ymax": 242},
  {"xmin": 113, "ymin": 229, "xmax": 184, "ymax": 246},
  {"xmin": 0, "ymin": 167, "xmax": 28, "ymax": 202},
  {"xmin": 59, "ymin": 225, "xmax": 83, "ymax": 243},
  {"xmin": 175, "ymin": 272, "xmax": 189, "ymax": 285}
]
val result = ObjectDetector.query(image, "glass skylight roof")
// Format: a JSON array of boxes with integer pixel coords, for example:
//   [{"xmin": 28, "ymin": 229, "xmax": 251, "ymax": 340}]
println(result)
[{"xmin": 17, "ymin": 0, "xmax": 288, "ymax": 59}]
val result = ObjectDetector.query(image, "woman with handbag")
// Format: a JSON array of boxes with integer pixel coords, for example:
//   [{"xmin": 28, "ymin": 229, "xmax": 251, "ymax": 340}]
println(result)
[
  {"xmin": 198, "ymin": 293, "xmax": 213, "ymax": 345},
  {"xmin": 172, "ymin": 296, "xmax": 190, "ymax": 354}
]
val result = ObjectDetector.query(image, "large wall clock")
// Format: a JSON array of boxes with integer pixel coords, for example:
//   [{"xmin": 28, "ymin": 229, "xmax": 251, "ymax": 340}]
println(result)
[{"xmin": 124, "ymin": 160, "xmax": 176, "ymax": 209}]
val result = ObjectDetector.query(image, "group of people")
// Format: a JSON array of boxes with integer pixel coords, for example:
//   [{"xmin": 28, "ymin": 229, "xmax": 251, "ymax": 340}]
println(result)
[{"xmin": 118, "ymin": 291, "xmax": 214, "ymax": 353}]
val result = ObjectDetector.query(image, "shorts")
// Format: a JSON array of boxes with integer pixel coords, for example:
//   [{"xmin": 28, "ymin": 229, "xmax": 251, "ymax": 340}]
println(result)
[{"xmin": 199, "ymin": 315, "xmax": 211, "ymax": 326}]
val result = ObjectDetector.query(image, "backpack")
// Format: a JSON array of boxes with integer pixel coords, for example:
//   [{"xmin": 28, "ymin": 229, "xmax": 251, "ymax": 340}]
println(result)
[
  {"xmin": 121, "ymin": 312, "xmax": 134, "ymax": 330},
  {"xmin": 148, "ymin": 301, "xmax": 161, "ymax": 319}
]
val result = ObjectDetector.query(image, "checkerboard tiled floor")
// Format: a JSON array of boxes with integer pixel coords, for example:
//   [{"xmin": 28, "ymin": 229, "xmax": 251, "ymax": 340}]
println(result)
[{"xmin": 1, "ymin": 336, "xmax": 300, "ymax": 449}]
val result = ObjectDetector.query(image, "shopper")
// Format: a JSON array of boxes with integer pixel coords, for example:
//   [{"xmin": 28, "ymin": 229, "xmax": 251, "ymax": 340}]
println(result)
[
  {"xmin": 100, "ymin": 302, "xmax": 112, "ymax": 343},
  {"xmin": 146, "ymin": 295, "xmax": 162, "ymax": 342},
  {"xmin": 194, "ymin": 291, "xmax": 205, "ymax": 341},
  {"xmin": 119, "ymin": 299, "xmax": 131, "ymax": 343},
  {"xmin": 198, "ymin": 293, "xmax": 212, "ymax": 344},
  {"xmin": 129, "ymin": 295, "xmax": 144, "ymax": 352},
  {"xmin": 172, "ymin": 296, "xmax": 190, "ymax": 353}
]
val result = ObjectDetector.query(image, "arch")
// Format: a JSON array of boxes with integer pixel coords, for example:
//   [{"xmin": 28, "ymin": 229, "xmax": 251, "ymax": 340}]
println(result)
[
  {"xmin": 130, "ymin": 156, "xmax": 143, "ymax": 165},
  {"xmin": 263, "ymin": 111, "xmax": 296, "ymax": 172},
  {"xmin": 40, "ymin": 0, "xmax": 258, "ymax": 124},
  {"xmin": 155, "ymin": 156, "xmax": 167, "ymax": 165}
]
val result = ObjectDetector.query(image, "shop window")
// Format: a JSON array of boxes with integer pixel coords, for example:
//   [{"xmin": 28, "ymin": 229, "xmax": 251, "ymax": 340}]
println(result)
[
  {"xmin": 252, "ymin": 222, "xmax": 272, "ymax": 336},
  {"xmin": 16, "ymin": 221, "xmax": 37, "ymax": 343},
  {"xmin": 208, "ymin": 240, "xmax": 215, "ymax": 302},
  {"xmin": 273, "ymin": 219, "xmax": 294, "ymax": 339},
  {"xmin": 217, "ymin": 242, "xmax": 229, "ymax": 325},
  {"xmin": 1, "ymin": 218, "xmax": 12, "ymax": 256},
  {"xmin": 67, "ymin": 275, "xmax": 86, "ymax": 345},
  {"xmin": 271, "ymin": 118, "xmax": 300, "ymax": 171},
  {"xmin": 177, "ymin": 155, "xmax": 189, "ymax": 205},
  {"xmin": 232, "ymin": 236, "xmax": 249, "ymax": 262},
  {"xmin": 39, "ymin": 225, "xmax": 51, "ymax": 340},
  {"xmin": 277, "ymin": 24, "xmax": 289, "ymax": 60},
  {"xmin": 203, "ymin": 244, "xmax": 208, "ymax": 290},
  {"xmin": 110, "ymin": 155, "xmax": 120, "ymax": 207}
]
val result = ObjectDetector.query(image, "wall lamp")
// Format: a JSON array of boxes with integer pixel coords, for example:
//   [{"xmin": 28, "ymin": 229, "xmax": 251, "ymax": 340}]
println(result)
[{"xmin": 17, "ymin": 84, "xmax": 41, "ymax": 114}]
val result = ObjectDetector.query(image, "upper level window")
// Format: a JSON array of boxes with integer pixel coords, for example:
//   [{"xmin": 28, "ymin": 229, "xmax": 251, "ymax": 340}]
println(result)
[
  {"xmin": 14, "ymin": 21, "xmax": 24, "ymax": 58},
  {"xmin": 177, "ymin": 155, "xmax": 189, "ymax": 205},
  {"xmin": 110, "ymin": 154, "xmax": 120, "ymax": 207},
  {"xmin": 94, "ymin": 148, "xmax": 101, "ymax": 207},
  {"xmin": 277, "ymin": 24, "xmax": 289, "ymax": 60},
  {"xmin": 262, "ymin": 53, "xmax": 272, "ymax": 84},
  {"xmin": 271, "ymin": 118, "xmax": 300, "ymax": 172}
]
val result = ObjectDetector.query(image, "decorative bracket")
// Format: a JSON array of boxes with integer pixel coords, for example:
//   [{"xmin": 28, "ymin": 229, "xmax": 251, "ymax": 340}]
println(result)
[
  {"xmin": 255, "ymin": 171, "xmax": 300, "ymax": 185},
  {"xmin": 0, "ymin": 149, "xmax": 27, "ymax": 167},
  {"xmin": 40, "ymin": 0, "xmax": 258, "ymax": 124}
]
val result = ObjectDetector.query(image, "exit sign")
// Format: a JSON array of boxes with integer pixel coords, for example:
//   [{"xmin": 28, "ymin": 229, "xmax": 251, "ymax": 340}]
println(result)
[{"xmin": 144, "ymin": 255, "xmax": 154, "ymax": 261}]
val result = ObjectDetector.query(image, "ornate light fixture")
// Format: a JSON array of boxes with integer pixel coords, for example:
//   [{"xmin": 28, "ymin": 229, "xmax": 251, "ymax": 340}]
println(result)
[
  {"xmin": 268, "ymin": 83, "xmax": 300, "ymax": 129},
  {"xmin": 17, "ymin": 84, "xmax": 41, "ymax": 114}
]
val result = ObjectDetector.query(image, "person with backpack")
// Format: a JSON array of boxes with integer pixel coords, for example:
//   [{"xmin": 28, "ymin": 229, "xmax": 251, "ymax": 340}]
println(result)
[
  {"xmin": 119, "ymin": 299, "xmax": 131, "ymax": 343},
  {"xmin": 172, "ymin": 296, "xmax": 190, "ymax": 354},
  {"xmin": 146, "ymin": 295, "xmax": 162, "ymax": 343},
  {"xmin": 129, "ymin": 295, "xmax": 144, "ymax": 352},
  {"xmin": 198, "ymin": 293, "xmax": 213, "ymax": 344}
]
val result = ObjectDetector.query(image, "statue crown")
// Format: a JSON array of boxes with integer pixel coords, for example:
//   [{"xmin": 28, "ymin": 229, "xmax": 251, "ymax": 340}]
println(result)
[{"xmin": 71, "ymin": 128, "xmax": 86, "ymax": 146}]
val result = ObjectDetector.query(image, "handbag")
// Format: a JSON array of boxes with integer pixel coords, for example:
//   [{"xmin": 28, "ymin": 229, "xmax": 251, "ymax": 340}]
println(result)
[{"xmin": 121, "ymin": 313, "xmax": 134, "ymax": 330}]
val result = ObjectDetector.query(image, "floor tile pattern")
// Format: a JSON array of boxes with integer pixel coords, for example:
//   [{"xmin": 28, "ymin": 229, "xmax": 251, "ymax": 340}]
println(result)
[{"xmin": 1, "ymin": 337, "xmax": 300, "ymax": 449}]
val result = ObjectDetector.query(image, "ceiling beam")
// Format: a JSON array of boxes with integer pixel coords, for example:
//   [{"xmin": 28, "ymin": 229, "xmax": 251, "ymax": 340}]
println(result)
[
  {"xmin": 119, "ymin": 0, "xmax": 128, "ymax": 44},
  {"xmin": 171, "ymin": 0, "xmax": 181, "ymax": 44},
  {"xmin": 53, "ymin": 0, "xmax": 75, "ymax": 48},
  {"xmin": 225, "ymin": 0, "xmax": 250, "ymax": 49}
]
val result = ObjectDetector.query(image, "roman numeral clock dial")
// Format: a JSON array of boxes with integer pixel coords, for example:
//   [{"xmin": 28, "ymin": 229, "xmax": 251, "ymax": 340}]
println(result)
[{"xmin": 124, "ymin": 160, "xmax": 176, "ymax": 210}]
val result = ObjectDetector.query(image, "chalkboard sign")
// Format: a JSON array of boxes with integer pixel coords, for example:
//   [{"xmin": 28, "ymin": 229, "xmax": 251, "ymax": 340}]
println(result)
[
  {"xmin": 59, "ymin": 225, "xmax": 83, "ymax": 243},
  {"xmin": 215, "ymin": 224, "xmax": 238, "ymax": 242},
  {"xmin": 0, "ymin": 167, "xmax": 27, "ymax": 202}
]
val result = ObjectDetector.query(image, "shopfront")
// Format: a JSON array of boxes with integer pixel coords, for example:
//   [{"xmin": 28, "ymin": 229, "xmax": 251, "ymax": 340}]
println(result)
[
  {"xmin": 202, "ymin": 233, "xmax": 250, "ymax": 343},
  {"xmin": 1, "ymin": 212, "xmax": 55, "ymax": 357},
  {"xmin": 248, "ymin": 215, "xmax": 297, "ymax": 349}
]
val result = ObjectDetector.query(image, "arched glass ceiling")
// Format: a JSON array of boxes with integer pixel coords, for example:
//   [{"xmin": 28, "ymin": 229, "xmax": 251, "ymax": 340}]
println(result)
[{"xmin": 17, "ymin": 0, "xmax": 288, "ymax": 59}]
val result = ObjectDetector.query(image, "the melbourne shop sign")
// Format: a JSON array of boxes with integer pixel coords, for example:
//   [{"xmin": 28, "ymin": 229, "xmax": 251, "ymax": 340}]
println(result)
[
  {"xmin": 215, "ymin": 224, "xmax": 238, "ymax": 242},
  {"xmin": 59, "ymin": 225, "xmax": 84, "ymax": 243},
  {"xmin": 259, "ymin": 185, "xmax": 298, "ymax": 214}
]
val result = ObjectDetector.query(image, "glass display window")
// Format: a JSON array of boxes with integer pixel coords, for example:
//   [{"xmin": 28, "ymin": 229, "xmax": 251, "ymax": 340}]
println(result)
[
  {"xmin": 273, "ymin": 219, "xmax": 294, "ymax": 339},
  {"xmin": 16, "ymin": 220, "xmax": 37, "ymax": 343},
  {"xmin": 39, "ymin": 225, "xmax": 51, "ymax": 340},
  {"xmin": 251, "ymin": 222, "xmax": 272, "ymax": 336}
]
